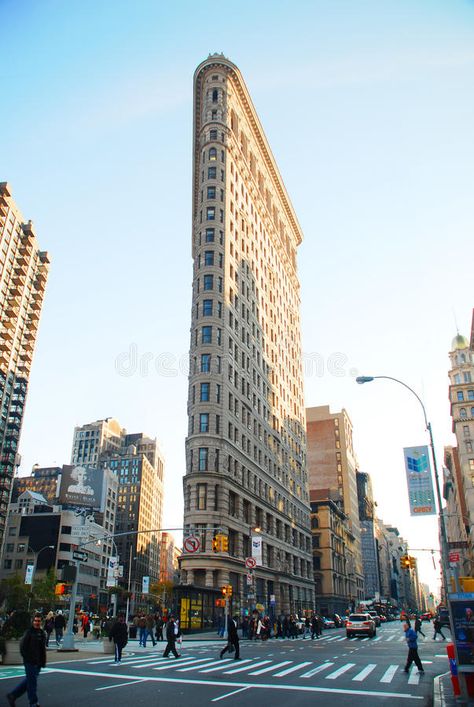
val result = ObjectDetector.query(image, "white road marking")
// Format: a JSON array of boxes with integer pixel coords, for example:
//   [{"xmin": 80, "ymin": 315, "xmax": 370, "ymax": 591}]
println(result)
[
  {"xmin": 326, "ymin": 663, "xmax": 356, "ymax": 679},
  {"xmin": 385, "ymin": 635, "xmax": 396, "ymax": 642},
  {"xmin": 211, "ymin": 686, "xmax": 251, "ymax": 702},
  {"xmin": 153, "ymin": 658, "xmax": 211, "ymax": 671},
  {"xmin": 273, "ymin": 661, "xmax": 312, "ymax": 677},
  {"xmin": 380, "ymin": 665, "xmax": 399, "ymax": 683},
  {"xmin": 96, "ymin": 679, "xmax": 148, "ymax": 691},
  {"xmin": 352, "ymin": 664, "xmax": 377, "ymax": 681},
  {"xmin": 249, "ymin": 661, "xmax": 291, "ymax": 675},
  {"xmin": 224, "ymin": 660, "xmax": 270, "ymax": 674},
  {"xmin": 45, "ymin": 667, "xmax": 424, "ymax": 699},
  {"xmin": 372, "ymin": 637, "xmax": 382, "ymax": 642},
  {"xmin": 199, "ymin": 660, "xmax": 239, "ymax": 674},
  {"xmin": 180, "ymin": 659, "xmax": 233, "ymax": 673},
  {"xmin": 300, "ymin": 662, "xmax": 334, "ymax": 678},
  {"xmin": 408, "ymin": 670, "xmax": 421, "ymax": 685}
]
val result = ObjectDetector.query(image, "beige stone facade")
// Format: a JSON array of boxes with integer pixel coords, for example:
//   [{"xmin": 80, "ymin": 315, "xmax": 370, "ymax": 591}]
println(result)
[
  {"xmin": 306, "ymin": 405, "xmax": 365, "ymax": 604},
  {"xmin": 181, "ymin": 55, "xmax": 314, "ymax": 616}
]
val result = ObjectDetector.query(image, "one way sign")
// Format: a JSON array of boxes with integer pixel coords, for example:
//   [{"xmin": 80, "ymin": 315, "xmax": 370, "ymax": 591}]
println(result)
[{"xmin": 72, "ymin": 550, "xmax": 88, "ymax": 563}]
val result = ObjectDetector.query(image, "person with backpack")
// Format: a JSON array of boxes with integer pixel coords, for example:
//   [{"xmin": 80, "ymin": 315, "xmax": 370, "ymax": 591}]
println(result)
[{"xmin": 109, "ymin": 614, "xmax": 128, "ymax": 665}]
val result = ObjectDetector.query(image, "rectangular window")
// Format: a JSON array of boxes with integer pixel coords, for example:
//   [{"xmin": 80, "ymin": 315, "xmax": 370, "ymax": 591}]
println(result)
[
  {"xmin": 200, "ymin": 413, "xmax": 209, "ymax": 433},
  {"xmin": 204, "ymin": 251, "xmax": 214, "ymax": 266},
  {"xmin": 197, "ymin": 483, "xmax": 207, "ymax": 510},
  {"xmin": 207, "ymin": 186, "xmax": 216, "ymax": 199},
  {"xmin": 200, "ymin": 383, "xmax": 210, "ymax": 401},
  {"xmin": 457, "ymin": 391, "xmax": 465, "ymax": 401},
  {"xmin": 215, "ymin": 415, "xmax": 220, "ymax": 434},
  {"xmin": 14, "ymin": 559, "xmax": 23, "ymax": 569},
  {"xmin": 5, "ymin": 543, "xmax": 14, "ymax": 553},
  {"xmin": 203, "ymin": 299, "xmax": 213, "ymax": 316},
  {"xmin": 198, "ymin": 448, "xmax": 209, "ymax": 471},
  {"xmin": 3, "ymin": 559, "xmax": 11, "ymax": 569},
  {"xmin": 203, "ymin": 274, "xmax": 213, "ymax": 290},
  {"xmin": 207, "ymin": 207, "xmax": 215, "ymax": 220},
  {"xmin": 202, "ymin": 326, "xmax": 212, "ymax": 344},
  {"xmin": 205, "ymin": 228, "xmax": 215, "ymax": 242},
  {"xmin": 201, "ymin": 354, "xmax": 211, "ymax": 372},
  {"xmin": 209, "ymin": 129, "xmax": 218, "ymax": 140},
  {"xmin": 208, "ymin": 167, "xmax": 217, "ymax": 179},
  {"xmin": 216, "ymin": 383, "xmax": 221, "ymax": 403}
]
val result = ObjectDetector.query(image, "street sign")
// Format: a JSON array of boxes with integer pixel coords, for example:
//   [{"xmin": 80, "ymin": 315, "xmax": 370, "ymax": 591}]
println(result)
[
  {"xmin": 142, "ymin": 576, "xmax": 150, "ymax": 593},
  {"xmin": 71, "ymin": 526, "xmax": 91, "ymax": 539},
  {"xmin": 183, "ymin": 535, "xmax": 200, "ymax": 553},
  {"xmin": 24, "ymin": 564, "xmax": 34, "ymax": 585},
  {"xmin": 72, "ymin": 550, "xmax": 88, "ymax": 563},
  {"xmin": 449, "ymin": 541, "xmax": 469, "ymax": 549},
  {"xmin": 449, "ymin": 551, "xmax": 460, "ymax": 563},
  {"xmin": 246, "ymin": 573, "xmax": 253, "ymax": 585},
  {"xmin": 270, "ymin": 594, "xmax": 276, "ymax": 605},
  {"xmin": 245, "ymin": 557, "xmax": 257, "ymax": 569}
]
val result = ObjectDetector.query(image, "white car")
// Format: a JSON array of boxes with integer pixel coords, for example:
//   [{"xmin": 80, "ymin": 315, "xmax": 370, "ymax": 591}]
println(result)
[{"xmin": 346, "ymin": 613, "xmax": 376, "ymax": 638}]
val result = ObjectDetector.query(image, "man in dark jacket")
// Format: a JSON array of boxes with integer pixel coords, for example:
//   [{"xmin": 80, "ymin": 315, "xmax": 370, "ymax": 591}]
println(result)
[
  {"xmin": 219, "ymin": 616, "xmax": 240, "ymax": 660},
  {"xmin": 54, "ymin": 610, "xmax": 66, "ymax": 647},
  {"xmin": 403, "ymin": 621, "xmax": 424, "ymax": 674},
  {"xmin": 109, "ymin": 614, "xmax": 128, "ymax": 664},
  {"xmin": 7, "ymin": 614, "xmax": 47, "ymax": 706},
  {"xmin": 433, "ymin": 616, "xmax": 446, "ymax": 640},
  {"xmin": 162, "ymin": 615, "xmax": 181, "ymax": 659}
]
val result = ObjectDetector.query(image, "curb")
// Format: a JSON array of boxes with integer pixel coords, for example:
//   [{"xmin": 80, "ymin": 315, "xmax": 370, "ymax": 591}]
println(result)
[{"xmin": 434, "ymin": 671, "xmax": 450, "ymax": 707}]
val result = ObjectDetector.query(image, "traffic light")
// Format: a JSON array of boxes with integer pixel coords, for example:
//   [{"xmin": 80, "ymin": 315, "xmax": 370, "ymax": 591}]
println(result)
[
  {"xmin": 212, "ymin": 534, "xmax": 229, "ymax": 552},
  {"xmin": 409, "ymin": 557, "xmax": 416, "ymax": 569},
  {"xmin": 220, "ymin": 535, "xmax": 229, "ymax": 552},
  {"xmin": 226, "ymin": 584, "xmax": 233, "ymax": 597},
  {"xmin": 55, "ymin": 582, "xmax": 66, "ymax": 595},
  {"xmin": 401, "ymin": 555, "xmax": 412, "ymax": 570},
  {"xmin": 221, "ymin": 585, "xmax": 228, "ymax": 597},
  {"xmin": 212, "ymin": 537, "xmax": 219, "ymax": 553}
]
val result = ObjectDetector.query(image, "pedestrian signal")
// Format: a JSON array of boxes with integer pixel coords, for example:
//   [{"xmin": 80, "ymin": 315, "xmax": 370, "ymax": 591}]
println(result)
[{"xmin": 55, "ymin": 582, "xmax": 66, "ymax": 595}]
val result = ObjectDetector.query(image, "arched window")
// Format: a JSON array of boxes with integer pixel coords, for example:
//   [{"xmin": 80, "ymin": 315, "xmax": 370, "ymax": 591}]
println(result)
[{"xmin": 460, "ymin": 408, "xmax": 467, "ymax": 418}]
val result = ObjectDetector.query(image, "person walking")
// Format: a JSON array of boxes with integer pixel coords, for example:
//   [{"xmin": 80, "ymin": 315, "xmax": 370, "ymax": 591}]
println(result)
[
  {"xmin": 145, "ymin": 614, "xmax": 156, "ymax": 646},
  {"xmin": 403, "ymin": 621, "xmax": 424, "ymax": 675},
  {"xmin": 54, "ymin": 610, "xmax": 66, "ymax": 647},
  {"xmin": 303, "ymin": 616, "xmax": 311, "ymax": 639},
  {"xmin": 109, "ymin": 614, "xmax": 128, "ymax": 665},
  {"xmin": 162, "ymin": 615, "xmax": 181, "ymax": 659},
  {"xmin": 138, "ymin": 615, "xmax": 147, "ymax": 647},
  {"xmin": 155, "ymin": 615, "xmax": 164, "ymax": 642},
  {"xmin": 311, "ymin": 613, "xmax": 321, "ymax": 640},
  {"xmin": 44, "ymin": 611, "xmax": 54, "ymax": 648},
  {"xmin": 414, "ymin": 616, "xmax": 426, "ymax": 638},
  {"xmin": 219, "ymin": 616, "xmax": 240, "ymax": 660},
  {"xmin": 433, "ymin": 616, "xmax": 446, "ymax": 641},
  {"xmin": 7, "ymin": 614, "xmax": 47, "ymax": 707}
]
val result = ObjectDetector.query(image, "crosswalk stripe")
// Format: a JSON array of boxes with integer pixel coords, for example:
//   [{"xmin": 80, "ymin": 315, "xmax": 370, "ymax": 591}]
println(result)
[
  {"xmin": 199, "ymin": 659, "xmax": 237, "ymax": 674},
  {"xmin": 334, "ymin": 637, "xmax": 347, "ymax": 642},
  {"xmin": 325, "ymin": 663, "xmax": 356, "ymax": 679},
  {"xmin": 352, "ymin": 664, "xmax": 377, "ymax": 681},
  {"xmin": 152, "ymin": 658, "xmax": 211, "ymax": 671},
  {"xmin": 223, "ymin": 660, "xmax": 270, "ymax": 674},
  {"xmin": 273, "ymin": 661, "xmax": 312, "ymax": 677},
  {"xmin": 380, "ymin": 664, "xmax": 399, "ymax": 683},
  {"xmin": 300, "ymin": 662, "xmax": 334, "ymax": 678},
  {"xmin": 408, "ymin": 670, "xmax": 421, "ymax": 685},
  {"xmin": 248, "ymin": 661, "xmax": 291, "ymax": 675},
  {"xmin": 385, "ymin": 635, "xmax": 396, "ymax": 642},
  {"xmin": 130, "ymin": 659, "xmax": 173, "ymax": 668},
  {"xmin": 398, "ymin": 636, "xmax": 405, "ymax": 642},
  {"xmin": 179, "ymin": 659, "xmax": 233, "ymax": 673},
  {"xmin": 372, "ymin": 637, "xmax": 382, "ymax": 642}
]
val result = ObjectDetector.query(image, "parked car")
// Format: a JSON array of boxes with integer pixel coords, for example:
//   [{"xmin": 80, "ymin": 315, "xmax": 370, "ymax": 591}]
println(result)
[
  {"xmin": 368, "ymin": 611, "xmax": 381, "ymax": 627},
  {"xmin": 346, "ymin": 613, "xmax": 376, "ymax": 638},
  {"xmin": 333, "ymin": 614, "xmax": 344, "ymax": 628},
  {"xmin": 323, "ymin": 617, "xmax": 336, "ymax": 628},
  {"xmin": 420, "ymin": 612, "xmax": 432, "ymax": 622},
  {"xmin": 379, "ymin": 615, "xmax": 387, "ymax": 623}
]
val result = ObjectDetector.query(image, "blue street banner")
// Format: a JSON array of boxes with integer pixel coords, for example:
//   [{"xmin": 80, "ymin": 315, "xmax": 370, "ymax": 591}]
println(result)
[{"xmin": 403, "ymin": 445, "xmax": 436, "ymax": 516}]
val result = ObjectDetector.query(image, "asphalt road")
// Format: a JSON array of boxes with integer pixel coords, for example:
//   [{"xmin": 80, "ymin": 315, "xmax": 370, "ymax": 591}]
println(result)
[{"xmin": 0, "ymin": 622, "xmax": 451, "ymax": 706}]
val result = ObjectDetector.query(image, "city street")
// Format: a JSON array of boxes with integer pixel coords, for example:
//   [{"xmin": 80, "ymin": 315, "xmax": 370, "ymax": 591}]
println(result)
[{"xmin": 0, "ymin": 623, "xmax": 451, "ymax": 706}]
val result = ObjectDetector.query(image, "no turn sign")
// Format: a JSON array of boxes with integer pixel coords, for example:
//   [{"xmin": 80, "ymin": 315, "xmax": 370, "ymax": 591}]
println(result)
[
  {"xmin": 183, "ymin": 535, "xmax": 201, "ymax": 553},
  {"xmin": 245, "ymin": 557, "xmax": 257, "ymax": 569}
]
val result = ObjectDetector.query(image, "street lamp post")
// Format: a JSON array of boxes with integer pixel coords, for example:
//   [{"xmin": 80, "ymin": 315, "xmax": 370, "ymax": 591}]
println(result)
[
  {"xmin": 26, "ymin": 545, "xmax": 55, "ymax": 611},
  {"xmin": 125, "ymin": 547, "xmax": 137, "ymax": 624},
  {"xmin": 356, "ymin": 375, "xmax": 449, "ymax": 599}
]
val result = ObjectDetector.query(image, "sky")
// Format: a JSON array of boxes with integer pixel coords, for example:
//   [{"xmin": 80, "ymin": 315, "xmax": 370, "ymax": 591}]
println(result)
[{"xmin": 1, "ymin": 0, "xmax": 473, "ymax": 597}]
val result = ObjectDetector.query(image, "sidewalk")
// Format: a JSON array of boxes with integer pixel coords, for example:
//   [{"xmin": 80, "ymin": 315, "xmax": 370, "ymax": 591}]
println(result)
[{"xmin": 434, "ymin": 672, "xmax": 474, "ymax": 707}]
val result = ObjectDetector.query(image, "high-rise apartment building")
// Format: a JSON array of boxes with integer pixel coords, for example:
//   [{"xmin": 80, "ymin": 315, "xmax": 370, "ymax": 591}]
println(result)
[
  {"xmin": 356, "ymin": 471, "xmax": 380, "ymax": 600},
  {"xmin": 0, "ymin": 183, "xmax": 50, "ymax": 550},
  {"xmin": 11, "ymin": 465, "xmax": 61, "ymax": 504},
  {"xmin": 444, "ymin": 317, "xmax": 474, "ymax": 575},
  {"xmin": 306, "ymin": 405, "xmax": 365, "ymax": 604},
  {"xmin": 71, "ymin": 417, "xmax": 125, "ymax": 466},
  {"xmin": 181, "ymin": 55, "xmax": 314, "ymax": 617}
]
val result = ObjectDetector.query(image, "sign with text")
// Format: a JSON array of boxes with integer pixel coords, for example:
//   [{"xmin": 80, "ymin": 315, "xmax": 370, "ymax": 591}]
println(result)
[
  {"xmin": 142, "ymin": 576, "xmax": 150, "ymax": 594},
  {"xmin": 403, "ymin": 445, "xmax": 436, "ymax": 516},
  {"xmin": 24, "ymin": 564, "xmax": 34, "ymax": 585},
  {"xmin": 106, "ymin": 556, "xmax": 118, "ymax": 588},
  {"xmin": 251, "ymin": 535, "xmax": 262, "ymax": 565},
  {"xmin": 59, "ymin": 465, "xmax": 103, "ymax": 511},
  {"xmin": 450, "ymin": 598, "xmax": 474, "ymax": 666}
]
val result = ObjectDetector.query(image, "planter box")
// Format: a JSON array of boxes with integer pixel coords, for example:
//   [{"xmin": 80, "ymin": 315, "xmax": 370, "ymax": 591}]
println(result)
[
  {"xmin": 102, "ymin": 639, "xmax": 115, "ymax": 654},
  {"xmin": 3, "ymin": 639, "xmax": 22, "ymax": 665}
]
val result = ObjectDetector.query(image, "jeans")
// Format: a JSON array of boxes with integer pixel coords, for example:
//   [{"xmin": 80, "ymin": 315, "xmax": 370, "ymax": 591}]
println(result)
[
  {"xmin": 139, "ymin": 627, "xmax": 147, "ymax": 646},
  {"xmin": 55, "ymin": 628, "xmax": 64, "ymax": 645},
  {"xmin": 10, "ymin": 662, "xmax": 41, "ymax": 705},
  {"xmin": 146, "ymin": 629, "xmax": 156, "ymax": 646},
  {"xmin": 114, "ymin": 643, "xmax": 124, "ymax": 662}
]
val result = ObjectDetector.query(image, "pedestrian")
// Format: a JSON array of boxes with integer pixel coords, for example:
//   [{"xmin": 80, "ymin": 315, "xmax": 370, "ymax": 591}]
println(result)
[
  {"xmin": 241, "ymin": 616, "xmax": 249, "ymax": 639},
  {"xmin": 54, "ymin": 610, "xmax": 66, "ymax": 646},
  {"xmin": 414, "ymin": 616, "xmax": 425, "ymax": 638},
  {"xmin": 433, "ymin": 616, "xmax": 446, "ymax": 641},
  {"xmin": 81, "ymin": 613, "xmax": 90, "ymax": 639},
  {"xmin": 109, "ymin": 614, "xmax": 128, "ymax": 665},
  {"xmin": 403, "ymin": 621, "xmax": 424, "ymax": 675},
  {"xmin": 7, "ymin": 614, "xmax": 47, "ymax": 707},
  {"xmin": 162, "ymin": 615, "xmax": 181, "ymax": 659},
  {"xmin": 44, "ymin": 611, "xmax": 54, "ymax": 647},
  {"xmin": 219, "ymin": 615, "xmax": 240, "ymax": 660},
  {"xmin": 155, "ymin": 616, "xmax": 164, "ymax": 642},
  {"xmin": 303, "ymin": 616, "xmax": 311, "ymax": 639},
  {"xmin": 311, "ymin": 613, "xmax": 321, "ymax": 640},
  {"xmin": 145, "ymin": 614, "xmax": 156, "ymax": 646},
  {"xmin": 138, "ymin": 615, "xmax": 147, "ymax": 647}
]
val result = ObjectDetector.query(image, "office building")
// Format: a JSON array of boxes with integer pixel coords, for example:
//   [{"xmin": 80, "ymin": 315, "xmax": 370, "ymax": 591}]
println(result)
[
  {"xmin": 181, "ymin": 54, "xmax": 314, "ymax": 620},
  {"xmin": 0, "ymin": 183, "xmax": 50, "ymax": 551}
]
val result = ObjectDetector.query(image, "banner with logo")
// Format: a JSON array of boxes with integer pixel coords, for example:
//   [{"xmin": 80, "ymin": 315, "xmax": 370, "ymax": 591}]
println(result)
[
  {"xmin": 59, "ymin": 464, "xmax": 103, "ymax": 511},
  {"xmin": 251, "ymin": 535, "xmax": 263, "ymax": 565},
  {"xmin": 24, "ymin": 564, "xmax": 34, "ymax": 585},
  {"xmin": 403, "ymin": 445, "xmax": 436, "ymax": 516},
  {"xmin": 142, "ymin": 576, "xmax": 150, "ymax": 594}
]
